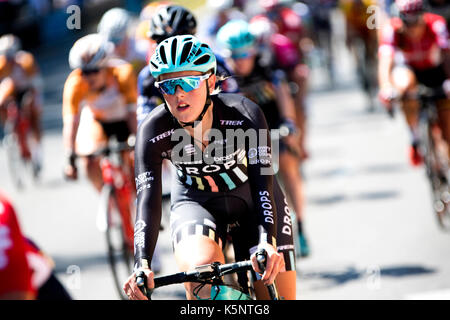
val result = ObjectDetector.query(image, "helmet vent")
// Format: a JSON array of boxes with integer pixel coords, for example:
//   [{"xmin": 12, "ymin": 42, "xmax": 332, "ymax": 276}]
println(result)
[
  {"xmin": 180, "ymin": 41, "xmax": 193, "ymax": 64},
  {"xmin": 171, "ymin": 38, "xmax": 178, "ymax": 65},
  {"xmin": 160, "ymin": 46, "xmax": 167, "ymax": 65},
  {"xmin": 194, "ymin": 55, "xmax": 210, "ymax": 66}
]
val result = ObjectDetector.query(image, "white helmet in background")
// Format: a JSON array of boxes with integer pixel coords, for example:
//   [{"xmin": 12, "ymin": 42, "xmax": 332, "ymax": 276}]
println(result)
[
  {"xmin": 69, "ymin": 34, "xmax": 113, "ymax": 70},
  {"xmin": 0, "ymin": 34, "xmax": 21, "ymax": 59},
  {"xmin": 207, "ymin": 0, "xmax": 233, "ymax": 10},
  {"xmin": 97, "ymin": 7, "xmax": 131, "ymax": 45}
]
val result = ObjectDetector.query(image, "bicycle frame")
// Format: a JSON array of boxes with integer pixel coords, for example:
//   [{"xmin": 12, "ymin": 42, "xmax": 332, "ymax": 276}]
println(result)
[
  {"xmin": 99, "ymin": 149, "xmax": 135, "ymax": 250},
  {"xmin": 5, "ymin": 100, "xmax": 31, "ymax": 159}
]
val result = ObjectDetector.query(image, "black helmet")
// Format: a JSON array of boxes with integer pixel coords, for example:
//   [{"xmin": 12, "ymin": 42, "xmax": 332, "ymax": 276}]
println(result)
[{"xmin": 149, "ymin": 5, "xmax": 197, "ymax": 43}]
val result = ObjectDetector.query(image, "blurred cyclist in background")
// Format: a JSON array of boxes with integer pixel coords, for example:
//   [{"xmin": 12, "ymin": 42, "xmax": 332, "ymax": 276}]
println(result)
[
  {"xmin": 378, "ymin": 0, "xmax": 450, "ymax": 165},
  {"xmin": 0, "ymin": 34, "xmax": 43, "ymax": 176},
  {"xmin": 340, "ymin": 0, "xmax": 379, "ymax": 110},
  {"xmin": 62, "ymin": 33, "xmax": 137, "ymax": 192},
  {"xmin": 0, "ymin": 190, "xmax": 72, "ymax": 300},
  {"xmin": 217, "ymin": 19, "xmax": 310, "ymax": 257},
  {"xmin": 201, "ymin": 0, "xmax": 247, "ymax": 50},
  {"xmin": 98, "ymin": 7, "xmax": 148, "ymax": 74},
  {"xmin": 252, "ymin": 0, "xmax": 311, "ymax": 160},
  {"xmin": 134, "ymin": 1, "xmax": 173, "ymax": 61},
  {"xmin": 302, "ymin": 0, "xmax": 338, "ymax": 87}
]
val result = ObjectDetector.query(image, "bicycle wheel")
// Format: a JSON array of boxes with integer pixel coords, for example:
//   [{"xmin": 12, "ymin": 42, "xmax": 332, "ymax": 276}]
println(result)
[
  {"xmin": 2, "ymin": 128, "xmax": 26, "ymax": 190},
  {"xmin": 101, "ymin": 185, "xmax": 134, "ymax": 300},
  {"xmin": 420, "ymin": 117, "xmax": 450, "ymax": 230}
]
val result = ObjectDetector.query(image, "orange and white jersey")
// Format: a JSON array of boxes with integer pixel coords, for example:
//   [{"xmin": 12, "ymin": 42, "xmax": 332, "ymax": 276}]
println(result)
[
  {"xmin": 0, "ymin": 51, "xmax": 39, "ymax": 92},
  {"xmin": 62, "ymin": 60, "xmax": 137, "ymax": 123}
]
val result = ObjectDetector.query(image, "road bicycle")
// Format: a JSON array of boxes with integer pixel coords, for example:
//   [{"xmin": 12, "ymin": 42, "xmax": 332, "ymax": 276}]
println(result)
[
  {"xmin": 415, "ymin": 86, "xmax": 450, "ymax": 230},
  {"xmin": 75, "ymin": 137, "xmax": 136, "ymax": 299},
  {"xmin": 135, "ymin": 249, "xmax": 281, "ymax": 300},
  {"xmin": 1, "ymin": 93, "xmax": 41, "ymax": 189}
]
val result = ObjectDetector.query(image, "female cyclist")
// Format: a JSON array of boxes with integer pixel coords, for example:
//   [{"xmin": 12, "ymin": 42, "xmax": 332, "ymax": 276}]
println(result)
[{"xmin": 123, "ymin": 35, "xmax": 296, "ymax": 300}]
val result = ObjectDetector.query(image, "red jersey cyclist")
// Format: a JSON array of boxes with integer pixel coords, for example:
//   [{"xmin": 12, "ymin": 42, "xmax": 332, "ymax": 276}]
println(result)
[{"xmin": 378, "ymin": 0, "xmax": 450, "ymax": 165}]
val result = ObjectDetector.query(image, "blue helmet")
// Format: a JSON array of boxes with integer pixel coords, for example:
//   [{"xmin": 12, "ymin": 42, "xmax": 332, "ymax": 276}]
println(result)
[
  {"xmin": 149, "ymin": 35, "xmax": 217, "ymax": 79},
  {"xmin": 216, "ymin": 20, "xmax": 256, "ymax": 58}
]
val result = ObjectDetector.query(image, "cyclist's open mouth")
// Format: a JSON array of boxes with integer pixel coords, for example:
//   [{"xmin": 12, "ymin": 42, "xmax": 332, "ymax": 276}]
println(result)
[{"xmin": 177, "ymin": 103, "xmax": 190, "ymax": 112}]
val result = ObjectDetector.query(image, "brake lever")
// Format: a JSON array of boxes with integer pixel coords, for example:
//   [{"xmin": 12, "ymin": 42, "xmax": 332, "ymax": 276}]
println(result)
[
  {"xmin": 136, "ymin": 271, "xmax": 152, "ymax": 300},
  {"xmin": 256, "ymin": 249, "xmax": 280, "ymax": 300}
]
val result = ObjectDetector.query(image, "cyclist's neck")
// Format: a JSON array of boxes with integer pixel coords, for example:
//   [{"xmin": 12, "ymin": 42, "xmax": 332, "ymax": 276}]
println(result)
[{"xmin": 182, "ymin": 102, "xmax": 215, "ymax": 151}]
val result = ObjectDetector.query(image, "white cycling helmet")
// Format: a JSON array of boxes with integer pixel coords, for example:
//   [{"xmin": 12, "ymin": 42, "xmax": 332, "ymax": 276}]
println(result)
[
  {"xmin": 97, "ymin": 7, "xmax": 131, "ymax": 45},
  {"xmin": 69, "ymin": 34, "xmax": 112, "ymax": 70},
  {"xmin": 0, "ymin": 34, "xmax": 21, "ymax": 59},
  {"xmin": 207, "ymin": 0, "xmax": 233, "ymax": 10}
]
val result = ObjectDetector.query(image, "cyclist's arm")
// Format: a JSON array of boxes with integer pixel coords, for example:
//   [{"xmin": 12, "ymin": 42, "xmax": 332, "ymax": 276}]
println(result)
[
  {"xmin": 241, "ymin": 96, "xmax": 284, "ymax": 283},
  {"xmin": 116, "ymin": 63, "xmax": 138, "ymax": 135},
  {"xmin": 133, "ymin": 115, "xmax": 164, "ymax": 271},
  {"xmin": 62, "ymin": 73, "xmax": 84, "ymax": 155},
  {"xmin": 271, "ymin": 70, "xmax": 297, "ymax": 123},
  {"xmin": 378, "ymin": 24, "xmax": 396, "ymax": 89},
  {"xmin": 241, "ymin": 97, "xmax": 278, "ymax": 248},
  {"xmin": 0, "ymin": 77, "xmax": 15, "ymax": 106}
]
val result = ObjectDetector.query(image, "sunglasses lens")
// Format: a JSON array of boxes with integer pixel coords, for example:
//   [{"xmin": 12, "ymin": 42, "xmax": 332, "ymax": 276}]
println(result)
[
  {"xmin": 82, "ymin": 68, "xmax": 100, "ymax": 76},
  {"xmin": 158, "ymin": 77, "xmax": 203, "ymax": 95},
  {"xmin": 401, "ymin": 13, "xmax": 420, "ymax": 26}
]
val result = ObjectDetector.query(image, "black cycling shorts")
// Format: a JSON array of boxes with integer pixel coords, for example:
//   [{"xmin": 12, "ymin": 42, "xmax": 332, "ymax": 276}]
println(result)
[
  {"xmin": 99, "ymin": 120, "xmax": 130, "ymax": 142},
  {"xmin": 169, "ymin": 175, "xmax": 296, "ymax": 272},
  {"xmin": 413, "ymin": 64, "xmax": 447, "ymax": 89}
]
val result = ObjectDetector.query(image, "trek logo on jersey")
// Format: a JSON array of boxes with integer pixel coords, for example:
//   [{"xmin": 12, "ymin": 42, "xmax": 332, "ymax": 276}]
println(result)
[
  {"xmin": 149, "ymin": 129, "xmax": 175, "ymax": 143},
  {"xmin": 220, "ymin": 120, "xmax": 244, "ymax": 126}
]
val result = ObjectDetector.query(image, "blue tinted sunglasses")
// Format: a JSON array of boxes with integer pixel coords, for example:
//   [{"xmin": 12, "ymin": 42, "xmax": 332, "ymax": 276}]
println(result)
[{"xmin": 155, "ymin": 74, "xmax": 211, "ymax": 95}]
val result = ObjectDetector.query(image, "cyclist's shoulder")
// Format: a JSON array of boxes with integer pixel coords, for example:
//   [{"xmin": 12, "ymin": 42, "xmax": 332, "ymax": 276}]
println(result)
[
  {"xmin": 214, "ymin": 93, "xmax": 265, "ymax": 125},
  {"xmin": 423, "ymin": 12, "xmax": 447, "ymax": 27},
  {"xmin": 63, "ymin": 69, "xmax": 88, "ymax": 93},
  {"xmin": 15, "ymin": 51, "xmax": 37, "ymax": 69},
  {"xmin": 138, "ymin": 103, "xmax": 173, "ymax": 134},
  {"xmin": 108, "ymin": 59, "xmax": 136, "ymax": 80}
]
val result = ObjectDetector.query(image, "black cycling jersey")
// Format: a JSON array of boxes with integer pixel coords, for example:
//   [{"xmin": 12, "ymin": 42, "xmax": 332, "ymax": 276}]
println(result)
[
  {"xmin": 134, "ymin": 93, "xmax": 292, "ymax": 269},
  {"xmin": 226, "ymin": 56, "xmax": 286, "ymax": 130}
]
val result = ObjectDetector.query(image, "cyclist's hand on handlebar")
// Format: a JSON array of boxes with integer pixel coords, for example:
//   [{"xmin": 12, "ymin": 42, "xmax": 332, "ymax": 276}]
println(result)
[
  {"xmin": 378, "ymin": 86, "xmax": 397, "ymax": 117},
  {"xmin": 63, "ymin": 164, "xmax": 78, "ymax": 180},
  {"xmin": 378, "ymin": 86, "xmax": 397, "ymax": 106},
  {"xmin": 283, "ymin": 134, "xmax": 302, "ymax": 159},
  {"xmin": 250, "ymin": 243, "xmax": 285, "ymax": 286},
  {"xmin": 123, "ymin": 269, "xmax": 153, "ymax": 300}
]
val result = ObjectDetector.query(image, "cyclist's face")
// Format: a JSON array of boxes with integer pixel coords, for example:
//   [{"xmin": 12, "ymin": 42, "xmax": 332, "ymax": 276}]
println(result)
[
  {"xmin": 402, "ymin": 14, "xmax": 425, "ymax": 35},
  {"xmin": 159, "ymin": 71, "xmax": 216, "ymax": 124},
  {"xmin": 83, "ymin": 68, "xmax": 107, "ymax": 91},
  {"xmin": 230, "ymin": 55, "xmax": 255, "ymax": 77}
]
